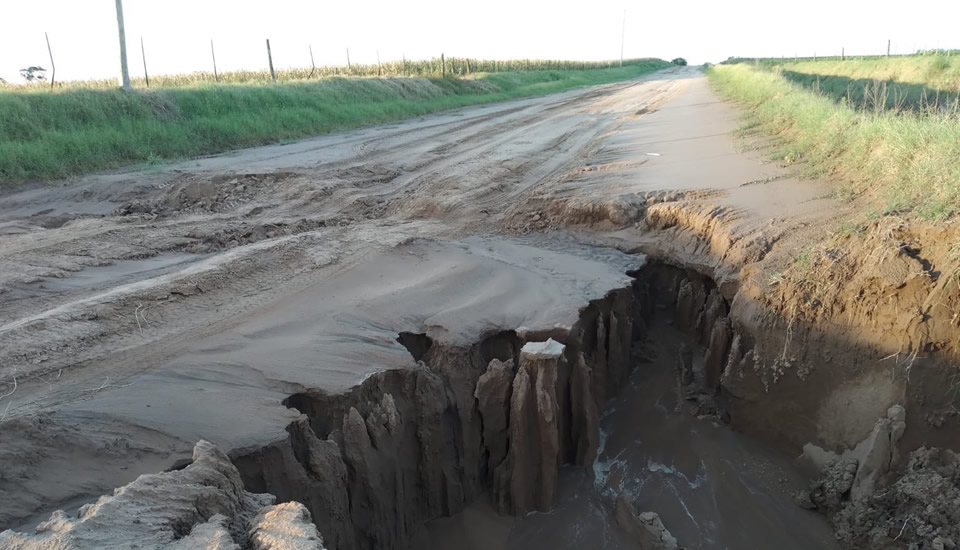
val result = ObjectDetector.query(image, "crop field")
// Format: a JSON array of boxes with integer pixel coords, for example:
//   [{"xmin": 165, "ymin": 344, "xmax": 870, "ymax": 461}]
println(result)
[{"xmin": 0, "ymin": 57, "xmax": 660, "ymax": 91}]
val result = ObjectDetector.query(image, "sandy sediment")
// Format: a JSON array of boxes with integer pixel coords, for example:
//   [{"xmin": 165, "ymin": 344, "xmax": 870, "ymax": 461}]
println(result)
[{"xmin": 0, "ymin": 440, "xmax": 325, "ymax": 550}]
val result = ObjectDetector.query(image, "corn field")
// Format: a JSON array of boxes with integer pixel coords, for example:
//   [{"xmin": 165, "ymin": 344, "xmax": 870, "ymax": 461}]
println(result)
[{"xmin": 0, "ymin": 57, "xmax": 663, "ymax": 91}]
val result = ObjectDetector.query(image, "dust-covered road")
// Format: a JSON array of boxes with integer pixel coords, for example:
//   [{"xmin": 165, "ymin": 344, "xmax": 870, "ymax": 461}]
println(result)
[{"xmin": 0, "ymin": 67, "xmax": 841, "ymax": 549}]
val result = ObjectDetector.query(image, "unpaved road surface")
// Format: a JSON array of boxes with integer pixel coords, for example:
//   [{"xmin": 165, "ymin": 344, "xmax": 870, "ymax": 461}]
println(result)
[{"xmin": 0, "ymin": 67, "xmax": 841, "ymax": 547}]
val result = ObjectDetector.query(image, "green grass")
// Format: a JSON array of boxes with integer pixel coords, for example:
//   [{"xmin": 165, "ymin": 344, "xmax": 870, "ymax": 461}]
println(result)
[
  {"xmin": 0, "ymin": 59, "xmax": 670, "ymax": 183},
  {"xmin": 784, "ymin": 55, "xmax": 960, "ymax": 94},
  {"xmin": 723, "ymin": 54, "xmax": 960, "ymax": 113},
  {"xmin": 707, "ymin": 63, "xmax": 960, "ymax": 219}
]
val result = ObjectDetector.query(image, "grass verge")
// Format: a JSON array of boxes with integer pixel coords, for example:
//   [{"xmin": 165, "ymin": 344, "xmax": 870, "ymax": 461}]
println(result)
[
  {"xmin": 776, "ymin": 56, "xmax": 960, "ymax": 113},
  {"xmin": 707, "ymin": 63, "xmax": 960, "ymax": 219},
  {"xmin": 0, "ymin": 60, "xmax": 670, "ymax": 183}
]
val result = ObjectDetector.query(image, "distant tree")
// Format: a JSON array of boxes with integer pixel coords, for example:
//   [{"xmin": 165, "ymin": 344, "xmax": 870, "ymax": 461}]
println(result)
[
  {"xmin": 20, "ymin": 66, "xmax": 47, "ymax": 81},
  {"xmin": 671, "ymin": 58, "xmax": 688, "ymax": 66}
]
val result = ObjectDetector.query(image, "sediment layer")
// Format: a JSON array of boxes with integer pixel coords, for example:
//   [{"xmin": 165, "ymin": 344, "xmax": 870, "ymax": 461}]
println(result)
[{"xmin": 0, "ymin": 440, "xmax": 325, "ymax": 550}]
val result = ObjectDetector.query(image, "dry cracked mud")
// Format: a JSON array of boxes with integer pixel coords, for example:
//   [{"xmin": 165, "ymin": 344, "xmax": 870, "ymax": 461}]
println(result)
[{"xmin": 1, "ymin": 67, "xmax": 958, "ymax": 550}]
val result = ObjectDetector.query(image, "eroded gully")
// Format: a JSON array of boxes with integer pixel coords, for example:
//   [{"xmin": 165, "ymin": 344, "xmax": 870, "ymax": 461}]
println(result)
[{"xmin": 230, "ymin": 261, "xmax": 839, "ymax": 550}]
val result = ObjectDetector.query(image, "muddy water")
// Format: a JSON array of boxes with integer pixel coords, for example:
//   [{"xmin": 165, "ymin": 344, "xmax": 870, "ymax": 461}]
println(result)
[{"xmin": 419, "ymin": 321, "xmax": 839, "ymax": 549}]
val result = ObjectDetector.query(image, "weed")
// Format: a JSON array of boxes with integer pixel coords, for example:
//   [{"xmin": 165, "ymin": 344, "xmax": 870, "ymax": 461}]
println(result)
[
  {"xmin": 832, "ymin": 220, "xmax": 866, "ymax": 237},
  {"xmin": 830, "ymin": 186, "xmax": 858, "ymax": 202},
  {"xmin": 794, "ymin": 246, "xmax": 814, "ymax": 269}
]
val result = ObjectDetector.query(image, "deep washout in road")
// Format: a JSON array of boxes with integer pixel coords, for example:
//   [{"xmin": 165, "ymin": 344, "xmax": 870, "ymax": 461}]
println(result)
[{"xmin": 2, "ymin": 68, "xmax": 959, "ymax": 550}]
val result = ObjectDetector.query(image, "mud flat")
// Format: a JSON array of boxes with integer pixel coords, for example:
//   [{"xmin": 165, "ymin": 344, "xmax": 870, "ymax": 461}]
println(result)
[{"xmin": 1, "ymin": 67, "xmax": 958, "ymax": 549}]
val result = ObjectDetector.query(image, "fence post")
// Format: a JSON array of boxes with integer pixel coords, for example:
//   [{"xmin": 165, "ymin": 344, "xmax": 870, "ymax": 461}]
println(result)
[
  {"xmin": 140, "ymin": 35, "xmax": 150, "ymax": 88},
  {"xmin": 266, "ymin": 39, "xmax": 276, "ymax": 82},
  {"xmin": 887, "ymin": 39, "xmax": 891, "ymax": 57},
  {"xmin": 346, "ymin": 48, "xmax": 351, "ymax": 68},
  {"xmin": 140, "ymin": 36, "xmax": 149, "ymax": 87},
  {"xmin": 377, "ymin": 49, "xmax": 382, "ymax": 76},
  {"xmin": 842, "ymin": 47, "xmax": 845, "ymax": 61},
  {"xmin": 466, "ymin": 58, "xmax": 471, "ymax": 75},
  {"xmin": 45, "ymin": 32, "xmax": 56, "ymax": 89},
  {"xmin": 441, "ymin": 53, "xmax": 445, "ymax": 77},
  {"xmin": 210, "ymin": 40, "xmax": 219, "ymax": 81},
  {"xmin": 309, "ymin": 45, "xmax": 315, "ymax": 78}
]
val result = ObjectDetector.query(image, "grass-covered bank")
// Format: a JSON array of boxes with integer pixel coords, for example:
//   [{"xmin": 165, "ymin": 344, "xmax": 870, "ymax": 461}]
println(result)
[
  {"xmin": 783, "ymin": 55, "xmax": 960, "ymax": 95},
  {"xmin": 707, "ymin": 63, "xmax": 960, "ymax": 219},
  {"xmin": 771, "ymin": 55, "xmax": 960, "ymax": 114},
  {"xmin": 0, "ymin": 60, "xmax": 670, "ymax": 183}
]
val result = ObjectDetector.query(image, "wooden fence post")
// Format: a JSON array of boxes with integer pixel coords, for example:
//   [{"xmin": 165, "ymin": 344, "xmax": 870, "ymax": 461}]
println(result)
[
  {"xmin": 377, "ymin": 49, "xmax": 382, "ymax": 76},
  {"xmin": 211, "ymin": 40, "xmax": 219, "ymax": 82},
  {"xmin": 441, "ymin": 53, "xmax": 445, "ymax": 77},
  {"xmin": 140, "ymin": 36, "xmax": 149, "ymax": 87},
  {"xmin": 887, "ymin": 39, "xmax": 891, "ymax": 57},
  {"xmin": 45, "ymin": 32, "xmax": 56, "ymax": 89},
  {"xmin": 346, "ymin": 48, "xmax": 351, "ymax": 68},
  {"xmin": 309, "ymin": 45, "xmax": 315, "ymax": 78},
  {"xmin": 466, "ymin": 58, "xmax": 471, "ymax": 75},
  {"xmin": 842, "ymin": 47, "xmax": 845, "ymax": 61},
  {"xmin": 266, "ymin": 39, "xmax": 276, "ymax": 82}
]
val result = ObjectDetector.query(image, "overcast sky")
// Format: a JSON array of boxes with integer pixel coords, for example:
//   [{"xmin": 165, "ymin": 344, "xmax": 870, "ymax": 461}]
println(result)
[{"xmin": 1, "ymin": 0, "xmax": 958, "ymax": 83}]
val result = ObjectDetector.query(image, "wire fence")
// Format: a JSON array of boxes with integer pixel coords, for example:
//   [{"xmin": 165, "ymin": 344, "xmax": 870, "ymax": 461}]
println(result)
[
  {"xmin": 1, "ymin": 32, "xmax": 660, "ymax": 92},
  {"xmin": 723, "ymin": 46, "xmax": 958, "ymax": 66}
]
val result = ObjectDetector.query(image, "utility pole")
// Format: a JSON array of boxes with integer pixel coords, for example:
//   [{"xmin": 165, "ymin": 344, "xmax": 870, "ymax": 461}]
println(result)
[
  {"xmin": 114, "ymin": 0, "xmax": 131, "ymax": 90},
  {"xmin": 620, "ymin": 8, "xmax": 625, "ymax": 66}
]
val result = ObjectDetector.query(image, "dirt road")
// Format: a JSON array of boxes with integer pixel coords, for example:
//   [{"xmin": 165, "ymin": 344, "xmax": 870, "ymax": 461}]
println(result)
[{"xmin": 0, "ymin": 67, "xmax": 844, "ymax": 547}]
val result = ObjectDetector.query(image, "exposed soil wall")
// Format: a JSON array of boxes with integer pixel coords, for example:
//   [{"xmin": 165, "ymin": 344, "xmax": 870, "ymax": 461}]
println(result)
[{"xmin": 231, "ymin": 286, "xmax": 644, "ymax": 550}]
